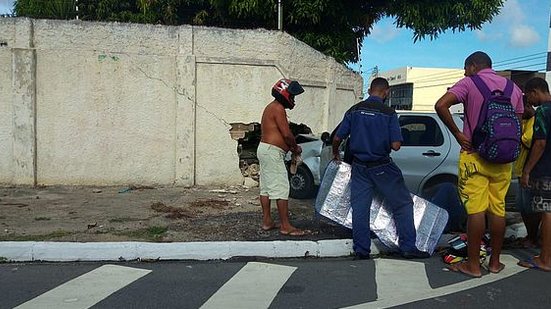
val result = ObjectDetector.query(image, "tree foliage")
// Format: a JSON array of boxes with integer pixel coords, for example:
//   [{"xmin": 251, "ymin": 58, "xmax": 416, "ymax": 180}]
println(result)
[{"xmin": 14, "ymin": 0, "xmax": 505, "ymax": 63}]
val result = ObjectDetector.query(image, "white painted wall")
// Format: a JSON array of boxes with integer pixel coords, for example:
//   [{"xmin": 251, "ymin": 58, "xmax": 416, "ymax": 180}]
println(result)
[
  {"xmin": 0, "ymin": 19, "xmax": 14, "ymax": 184},
  {"xmin": 0, "ymin": 18, "xmax": 362, "ymax": 186}
]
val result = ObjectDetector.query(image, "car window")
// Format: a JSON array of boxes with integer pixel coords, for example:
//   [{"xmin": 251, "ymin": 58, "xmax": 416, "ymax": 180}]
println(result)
[{"xmin": 399, "ymin": 116, "xmax": 444, "ymax": 146}]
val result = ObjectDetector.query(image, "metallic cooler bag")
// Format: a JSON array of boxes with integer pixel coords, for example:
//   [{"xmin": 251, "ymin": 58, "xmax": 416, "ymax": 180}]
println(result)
[{"xmin": 315, "ymin": 161, "xmax": 449, "ymax": 254}]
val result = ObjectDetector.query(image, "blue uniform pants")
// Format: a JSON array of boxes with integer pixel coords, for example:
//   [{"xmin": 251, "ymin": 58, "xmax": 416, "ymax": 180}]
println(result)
[{"xmin": 350, "ymin": 161, "xmax": 417, "ymax": 255}]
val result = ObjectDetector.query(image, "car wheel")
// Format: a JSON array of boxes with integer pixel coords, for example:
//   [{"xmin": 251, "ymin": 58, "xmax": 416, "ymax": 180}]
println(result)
[{"xmin": 289, "ymin": 164, "xmax": 316, "ymax": 199}]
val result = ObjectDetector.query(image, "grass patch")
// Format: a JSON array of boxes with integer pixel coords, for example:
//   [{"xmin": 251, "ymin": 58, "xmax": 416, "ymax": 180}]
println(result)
[
  {"xmin": 34, "ymin": 217, "xmax": 51, "ymax": 221},
  {"xmin": 0, "ymin": 230, "xmax": 74, "ymax": 241},
  {"xmin": 0, "ymin": 257, "xmax": 7, "ymax": 263},
  {"xmin": 114, "ymin": 226, "xmax": 168, "ymax": 241}
]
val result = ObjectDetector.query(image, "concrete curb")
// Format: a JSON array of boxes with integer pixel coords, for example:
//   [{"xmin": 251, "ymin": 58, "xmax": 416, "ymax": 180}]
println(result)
[
  {"xmin": 0, "ymin": 234, "xmax": 463, "ymax": 262},
  {"xmin": 0, "ymin": 239, "xmax": 355, "ymax": 262}
]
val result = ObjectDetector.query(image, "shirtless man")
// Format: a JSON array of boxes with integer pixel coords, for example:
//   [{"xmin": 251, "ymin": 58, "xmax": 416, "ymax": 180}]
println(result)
[{"xmin": 257, "ymin": 78, "xmax": 308, "ymax": 236}]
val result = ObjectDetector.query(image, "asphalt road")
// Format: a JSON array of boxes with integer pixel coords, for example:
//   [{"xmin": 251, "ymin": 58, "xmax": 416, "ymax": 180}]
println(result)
[{"xmin": 1, "ymin": 251, "xmax": 549, "ymax": 309}]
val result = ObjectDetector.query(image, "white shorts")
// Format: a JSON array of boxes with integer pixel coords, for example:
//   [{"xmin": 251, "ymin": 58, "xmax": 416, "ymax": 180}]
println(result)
[{"xmin": 257, "ymin": 142, "xmax": 289, "ymax": 200}]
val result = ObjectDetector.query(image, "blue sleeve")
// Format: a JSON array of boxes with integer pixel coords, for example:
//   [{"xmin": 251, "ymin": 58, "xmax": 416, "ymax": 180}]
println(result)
[
  {"xmin": 336, "ymin": 112, "xmax": 351, "ymax": 139},
  {"xmin": 389, "ymin": 113, "xmax": 402, "ymax": 142}
]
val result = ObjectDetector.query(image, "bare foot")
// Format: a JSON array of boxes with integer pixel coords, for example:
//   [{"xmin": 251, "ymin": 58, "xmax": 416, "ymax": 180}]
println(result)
[
  {"xmin": 518, "ymin": 256, "xmax": 551, "ymax": 272},
  {"xmin": 261, "ymin": 222, "xmax": 280, "ymax": 231},
  {"xmin": 521, "ymin": 238, "xmax": 539, "ymax": 249},
  {"xmin": 280, "ymin": 228, "xmax": 312, "ymax": 236},
  {"xmin": 448, "ymin": 262, "xmax": 482, "ymax": 278},
  {"xmin": 488, "ymin": 262, "xmax": 505, "ymax": 274}
]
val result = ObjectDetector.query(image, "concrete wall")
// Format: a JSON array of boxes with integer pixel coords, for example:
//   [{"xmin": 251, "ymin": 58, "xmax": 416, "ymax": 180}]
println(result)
[
  {"xmin": 0, "ymin": 19, "xmax": 15, "ymax": 184},
  {"xmin": 0, "ymin": 18, "xmax": 362, "ymax": 186}
]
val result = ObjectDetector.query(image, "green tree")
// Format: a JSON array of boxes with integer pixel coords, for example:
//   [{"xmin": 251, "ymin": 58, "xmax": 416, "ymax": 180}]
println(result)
[
  {"xmin": 14, "ymin": 0, "xmax": 505, "ymax": 64},
  {"xmin": 14, "ymin": 0, "xmax": 75, "ymax": 19}
]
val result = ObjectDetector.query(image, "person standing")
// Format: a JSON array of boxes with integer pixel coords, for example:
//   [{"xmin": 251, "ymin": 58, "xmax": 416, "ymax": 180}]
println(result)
[
  {"xmin": 518, "ymin": 77, "xmax": 551, "ymax": 271},
  {"xmin": 513, "ymin": 98, "xmax": 541, "ymax": 248},
  {"xmin": 258, "ymin": 78, "xmax": 310, "ymax": 236},
  {"xmin": 332, "ymin": 77, "xmax": 430, "ymax": 260},
  {"xmin": 435, "ymin": 51, "xmax": 523, "ymax": 277}
]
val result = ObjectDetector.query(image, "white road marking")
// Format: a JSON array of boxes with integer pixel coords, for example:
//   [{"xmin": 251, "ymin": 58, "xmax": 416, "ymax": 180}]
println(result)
[
  {"xmin": 374, "ymin": 258, "xmax": 432, "ymax": 300},
  {"xmin": 15, "ymin": 265, "xmax": 151, "ymax": 309},
  {"xmin": 200, "ymin": 262, "xmax": 296, "ymax": 309},
  {"xmin": 342, "ymin": 254, "xmax": 526, "ymax": 308}
]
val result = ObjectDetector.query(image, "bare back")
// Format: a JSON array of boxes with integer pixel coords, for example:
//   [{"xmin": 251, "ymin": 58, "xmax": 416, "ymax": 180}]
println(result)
[{"xmin": 260, "ymin": 101, "xmax": 294, "ymax": 152}]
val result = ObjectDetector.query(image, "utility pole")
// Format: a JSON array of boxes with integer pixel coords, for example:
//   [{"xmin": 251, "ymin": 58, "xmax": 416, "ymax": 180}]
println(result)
[
  {"xmin": 546, "ymin": 6, "xmax": 551, "ymax": 84},
  {"xmin": 278, "ymin": 0, "xmax": 283, "ymax": 31},
  {"xmin": 75, "ymin": 0, "xmax": 79, "ymax": 20}
]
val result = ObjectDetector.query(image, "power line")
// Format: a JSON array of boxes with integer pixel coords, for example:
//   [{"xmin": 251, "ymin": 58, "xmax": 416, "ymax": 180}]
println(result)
[
  {"xmin": 493, "ymin": 52, "xmax": 547, "ymax": 65},
  {"xmin": 395, "ymin": 55, "xmax": 546, "ymax": 85},
  {"xmin": 412, "ymin": 68, "xmax": 546, "ymax": 90},
  {"xmin": 383, "ymin": 52, "xmax": 547, "ymax": 84}
]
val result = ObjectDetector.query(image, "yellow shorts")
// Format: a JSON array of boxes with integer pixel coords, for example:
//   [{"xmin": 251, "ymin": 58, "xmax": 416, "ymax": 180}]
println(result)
[
  {"xmin": 257, "ymin": 142, "xmax": 289, "ymax": 200},
  {"xmin": 458, "ymin": 152, "xmax": 512, "ymax": 217}
]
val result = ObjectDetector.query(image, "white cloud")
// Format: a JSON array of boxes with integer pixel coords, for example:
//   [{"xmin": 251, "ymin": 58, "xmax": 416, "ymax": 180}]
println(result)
[
  {"xmin": 476, "ymin": 0, "xmax": 540, "ymax": 48},
  {"xmin": 510, "ymin": 24, "xmax": 540, "ymax": 47},
  {"xmin": 495, "ymin": 0, "xmax": 524, "ymax": 23},
  {"xmin": 369, "ymin": 23, "xmax": 401, "ymax": 43}
]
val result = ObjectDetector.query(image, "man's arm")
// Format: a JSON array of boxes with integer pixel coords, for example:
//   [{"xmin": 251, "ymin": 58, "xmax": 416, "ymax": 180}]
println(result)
[
  {"xmin": 391, "ymin": 141, "xmax": 401, "ymax": 151},
  {"xmin": 435, "ymin": 92, "xmax": 472, "ymax": 151},
  {"xmin": 332, "ymin": 135, "xmax": 342, "ymax": 161},
  {"xmin": 389, "ymin": 113, "xmax": 402, "ymax": 151},
  {"xmin": 274, "ymin": 107, "xmax": 300, "ymax": 154},
  {"xmin": 521, "ymin": 139, "xmax": 546, "ymax": 187}
]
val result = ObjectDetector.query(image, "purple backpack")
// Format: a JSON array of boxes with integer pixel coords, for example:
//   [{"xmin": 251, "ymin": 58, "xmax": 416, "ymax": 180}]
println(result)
[{"xmin": 469, "ymin": 75, "xmax": 521, "ymax": 163}]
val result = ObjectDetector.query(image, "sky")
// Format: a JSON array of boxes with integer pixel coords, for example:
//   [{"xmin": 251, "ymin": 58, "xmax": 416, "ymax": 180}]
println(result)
[
  {"xmin": 0, "ymin": 0, "xmax": 549, "ymax": 79},
  {"xmin": 0, "ymin": 0, "xmax": 11, "ymax": 15},
  {"xmin": 351, "ymin": 0, "xmax": 550, "ymax": 82}
]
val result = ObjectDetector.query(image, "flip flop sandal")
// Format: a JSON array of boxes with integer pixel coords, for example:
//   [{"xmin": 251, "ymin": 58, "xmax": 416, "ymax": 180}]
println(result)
[{"xmin": 518, "ymin": 257, "xmax": 551, "ymax": 272}]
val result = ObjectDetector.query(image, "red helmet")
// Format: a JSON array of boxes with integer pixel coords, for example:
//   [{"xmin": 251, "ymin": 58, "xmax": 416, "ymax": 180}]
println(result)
[{"xmin": 272, "ymin": 79, "xmax": 304, "ymax": 109}]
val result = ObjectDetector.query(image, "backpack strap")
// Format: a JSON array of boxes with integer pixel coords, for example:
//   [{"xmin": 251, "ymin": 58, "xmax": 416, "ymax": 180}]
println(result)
[
  {"xmin": 469, "ymin": 75, "xmax": 491, "ymax": 100},
  {"xmin": 469, "ymin": 75, "xmax": 492, "ymax": 131},
  {"xmin": 503, "ymin": 80, "xmax": 514, "ymax": 97}
]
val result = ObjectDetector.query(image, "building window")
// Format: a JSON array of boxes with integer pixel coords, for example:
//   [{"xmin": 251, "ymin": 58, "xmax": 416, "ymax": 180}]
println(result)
[{"xmin": 388, "ymin": 83, "xmax": 413, "ymax": 110}]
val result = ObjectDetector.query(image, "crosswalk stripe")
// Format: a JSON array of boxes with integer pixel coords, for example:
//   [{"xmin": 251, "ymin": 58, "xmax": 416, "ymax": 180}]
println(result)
[
  {"xmin": 200, "ymin": 262, "xmax": 297, "ymax": 309},
  {"xmin": 374, "ymin": 258, "xmax": 431, "ymax": 300},
  {"xmin": 342, "ymin": 254, "xmax": 526, "ymax": 308},
  {"xmin": 14, "ymin": 265, "xmax": 151, "ymax": 309}
]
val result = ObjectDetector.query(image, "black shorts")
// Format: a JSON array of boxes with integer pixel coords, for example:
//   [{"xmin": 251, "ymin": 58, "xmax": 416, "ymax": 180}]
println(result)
[{"xmin": 530, "ymin": 176, "xmax": 551, "ymax": 212}]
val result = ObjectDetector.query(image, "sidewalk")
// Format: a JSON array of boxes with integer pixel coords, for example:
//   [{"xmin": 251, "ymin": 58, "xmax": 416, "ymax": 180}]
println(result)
[
  {"xmin": 0, "ymin": 185, "xmax": 524, "ymax": 262},
  {"xmin": 0, "ymin": 185, "xmax": 357, "ymax": 261}
]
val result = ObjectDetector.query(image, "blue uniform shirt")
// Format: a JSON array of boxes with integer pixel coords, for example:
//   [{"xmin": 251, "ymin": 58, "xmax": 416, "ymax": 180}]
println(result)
[{"xmin": 336, "ymin": 96, "xmax": 402, "ymax": 162}]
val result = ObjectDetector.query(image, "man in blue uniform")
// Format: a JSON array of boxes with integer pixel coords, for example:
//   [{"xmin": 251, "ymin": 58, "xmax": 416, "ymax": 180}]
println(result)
[{"xmin": 332, "ymin": 77, "xmax": 429, "ymax": 260}]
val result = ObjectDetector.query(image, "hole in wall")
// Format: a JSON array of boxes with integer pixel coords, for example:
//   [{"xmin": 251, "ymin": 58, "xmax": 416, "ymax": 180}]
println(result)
[{"xmin": 229, "ymin": 122, "xmax": 313, "ymax": 183}]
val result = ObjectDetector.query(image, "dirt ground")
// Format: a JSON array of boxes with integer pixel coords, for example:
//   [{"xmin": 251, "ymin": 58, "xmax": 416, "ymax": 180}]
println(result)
[{"xmin": 0, "ymin": 184, "xmax": 351, "ymax": 242}]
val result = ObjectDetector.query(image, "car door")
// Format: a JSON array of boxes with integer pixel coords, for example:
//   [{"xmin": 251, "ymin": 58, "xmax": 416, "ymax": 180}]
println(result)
[{"xmin": 391, "ymin": 115, "xmax": 449, "ymax": 194}]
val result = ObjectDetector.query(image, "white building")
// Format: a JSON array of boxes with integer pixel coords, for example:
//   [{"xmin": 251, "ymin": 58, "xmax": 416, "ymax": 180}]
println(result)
[
  {"xmin": 375, "ymin": 67, "xmax": 464, "ymax": 112},
  {"xmin": 375, "ymin": 67, "xmax": 545, "ymax": 114}
]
